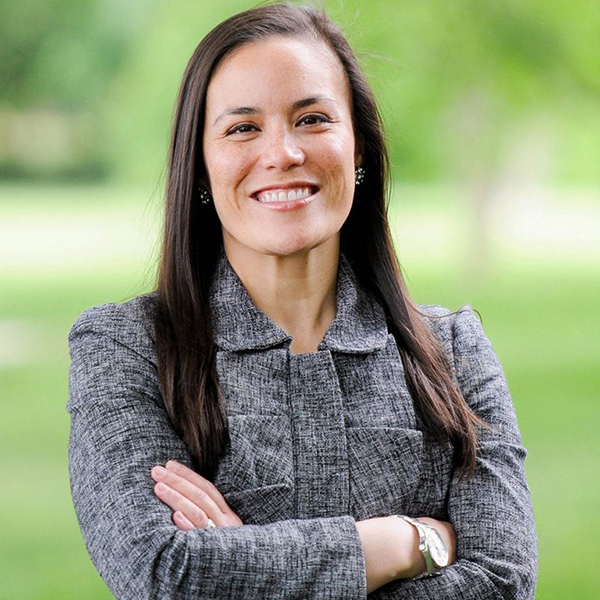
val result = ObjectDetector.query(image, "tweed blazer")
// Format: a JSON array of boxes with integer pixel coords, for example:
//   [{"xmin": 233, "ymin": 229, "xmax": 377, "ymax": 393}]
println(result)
[{"xmin": 67, "ymin": 251, "xmax": 537, "ymax": 599}]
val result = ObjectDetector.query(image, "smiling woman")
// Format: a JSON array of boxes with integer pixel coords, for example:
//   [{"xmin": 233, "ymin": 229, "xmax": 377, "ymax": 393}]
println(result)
[
  {"xmin": 67, "ymin": 3, "xmax": 537, "ymax": 599},
  {"xmin": 203, "ymin": 36, "xmax": 357, "ymax": 264}
]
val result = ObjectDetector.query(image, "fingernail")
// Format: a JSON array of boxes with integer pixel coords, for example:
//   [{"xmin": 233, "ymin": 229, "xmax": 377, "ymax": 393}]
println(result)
[
  {"xmin": 166, "ymin": 460, "xmax": 179, "ymax": 471},
  {"xmin": 153, "ymin": 466, "xmax": 168, "ymax": 478},
  {"xmin": 156, "ymin": 482, "xmax": 168, "ymax": 493}
]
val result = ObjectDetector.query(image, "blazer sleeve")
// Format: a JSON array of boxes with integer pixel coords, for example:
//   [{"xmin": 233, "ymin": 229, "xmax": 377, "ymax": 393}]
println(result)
[
  {"xmin": 371, "ymin": 306, "xmax": 538, "ymax": 600},
  {"xmin": 67, "ymin": 301, "xmax": 367, "ymax": 600}
]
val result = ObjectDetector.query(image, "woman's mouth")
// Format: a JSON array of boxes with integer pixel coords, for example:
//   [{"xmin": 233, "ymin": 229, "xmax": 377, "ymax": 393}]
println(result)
[
  {"xmin": 253, "ymin": 186, "xmax": 318, "ymax": 203},
  {"xmin": 251, "ymin": 185, "xmax": 319, "ymax": 211}
]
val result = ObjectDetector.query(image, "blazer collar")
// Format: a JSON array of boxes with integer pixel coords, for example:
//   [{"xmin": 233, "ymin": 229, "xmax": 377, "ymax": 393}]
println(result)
[{"xmin": 209, "ymin": 248, "xmax": 389, "ymax": 354}]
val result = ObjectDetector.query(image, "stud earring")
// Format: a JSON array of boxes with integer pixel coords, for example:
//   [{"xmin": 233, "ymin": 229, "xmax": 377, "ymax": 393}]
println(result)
[
  {"xmin": 355, "ymin": 166, "xmax": 365, "ymax": 186},
  {"xmin": 198, "ymin": 186, "xmax": 212, "ymax": 205}
]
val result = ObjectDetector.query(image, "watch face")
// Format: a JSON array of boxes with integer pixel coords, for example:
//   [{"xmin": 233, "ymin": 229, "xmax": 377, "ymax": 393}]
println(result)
[{"xmin": 426, "ymin": 528, "xmax": 449, "ymax": 567}]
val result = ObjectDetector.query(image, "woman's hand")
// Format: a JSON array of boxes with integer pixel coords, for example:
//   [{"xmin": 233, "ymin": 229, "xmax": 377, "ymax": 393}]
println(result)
[{"xmin": 151, "ymin": 460, "xmax": 243, "ymax": 530}]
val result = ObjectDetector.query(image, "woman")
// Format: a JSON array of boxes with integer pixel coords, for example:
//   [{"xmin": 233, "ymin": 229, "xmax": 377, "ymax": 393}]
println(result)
[{"xmin": 67, "ymin": 4, "xmax": 537, "ymax": 598}]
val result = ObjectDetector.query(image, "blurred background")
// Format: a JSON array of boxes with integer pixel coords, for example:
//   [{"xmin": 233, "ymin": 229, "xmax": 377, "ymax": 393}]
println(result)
[{"xmin": 0, "ymin": 0, "xmax": 598, "ymax": 598}]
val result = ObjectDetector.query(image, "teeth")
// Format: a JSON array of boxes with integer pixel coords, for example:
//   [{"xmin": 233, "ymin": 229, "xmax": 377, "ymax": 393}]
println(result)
[{"xmin": 256, "ymin": 187, "xmax": 314, "ymax": 203}]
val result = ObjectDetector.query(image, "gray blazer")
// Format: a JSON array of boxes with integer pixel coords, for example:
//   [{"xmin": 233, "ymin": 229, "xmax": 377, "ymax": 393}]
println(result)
[{"xmin": 67, "ymin": 251, "xmax": 537, "ymax": 599}]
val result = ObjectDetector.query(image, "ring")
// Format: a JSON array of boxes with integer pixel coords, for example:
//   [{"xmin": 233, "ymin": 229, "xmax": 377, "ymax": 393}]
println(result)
[{"xmin": 206, "ymin": 518, "xmax": 216, "ymax": 528}]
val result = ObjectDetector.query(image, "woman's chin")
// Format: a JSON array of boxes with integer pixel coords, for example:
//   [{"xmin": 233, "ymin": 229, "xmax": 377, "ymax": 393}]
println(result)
[
  {"xmin": 223, "ymin": 227, "xmax": 340, "ymax": 261},
  {"xmin": 258, "ymin": 234, "xmax": 335, "ymax": 258}
]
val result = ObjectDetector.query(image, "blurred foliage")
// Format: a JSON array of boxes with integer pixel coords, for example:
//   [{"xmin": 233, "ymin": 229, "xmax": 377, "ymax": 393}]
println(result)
[
  {"xmin": 0, "ymin": 0, "xmax": 159, "ymax": 179},
  {"xmin": 0, "ymin": 0, "xmax": 150, "ymax": 106},
  {"xmin": 0, "ymin": 0, "xmax": 599, "ymax": 184}
]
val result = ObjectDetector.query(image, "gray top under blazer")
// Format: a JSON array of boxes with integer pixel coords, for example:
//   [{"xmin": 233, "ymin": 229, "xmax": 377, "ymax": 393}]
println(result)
[{"xmin": 67, "ymin": 250, "xmax": 537, "ymax": 599}]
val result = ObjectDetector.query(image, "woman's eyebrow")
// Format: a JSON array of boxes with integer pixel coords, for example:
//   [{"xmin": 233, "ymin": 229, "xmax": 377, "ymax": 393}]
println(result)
[
  {"xmin": 292, "ymin": 95, "xmax": 336, "ymax": 110},
  {"xmin": 213, "ymin": 106, "xmax": 258, "ymax": 126},
  {"xmin": 212, "ymin": 96, "xmax": 337, "ymax": 126}
]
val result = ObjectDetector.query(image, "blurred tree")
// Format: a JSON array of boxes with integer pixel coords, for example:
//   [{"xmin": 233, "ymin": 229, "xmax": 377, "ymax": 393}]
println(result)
[
  {"xmin": 0, "ymin": 0, "xmax": 158, "ymax": 178},
  {"xmin": 0, "ymin": 0, "xmax": 598, "ymax": 186},
  {"xmin": 0, "ymin": 0, "xmax": 161, "ymax": 106}
]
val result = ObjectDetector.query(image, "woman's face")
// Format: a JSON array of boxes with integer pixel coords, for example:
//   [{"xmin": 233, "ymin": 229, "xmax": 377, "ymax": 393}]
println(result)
[{"xmin": 202, "ymin": 35, "xmax": 359, "ymax": 260}]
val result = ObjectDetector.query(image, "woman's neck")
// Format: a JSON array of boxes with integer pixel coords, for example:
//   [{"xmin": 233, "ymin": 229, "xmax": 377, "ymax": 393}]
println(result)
[{"xmin": 222, "ymin": 237, "xmax": 339, "ymax": 354}]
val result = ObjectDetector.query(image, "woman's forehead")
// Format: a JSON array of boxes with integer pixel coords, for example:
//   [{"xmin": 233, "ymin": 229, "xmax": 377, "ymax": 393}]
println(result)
[{"xmin": 205, "ymin": 36, "xmax": 351, "ymax": 115}]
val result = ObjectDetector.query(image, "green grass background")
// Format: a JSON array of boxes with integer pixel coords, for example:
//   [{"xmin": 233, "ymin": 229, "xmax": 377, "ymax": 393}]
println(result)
[{"xmin": 0, "ymin": 183, "xmax": 598, "ymax": 599}]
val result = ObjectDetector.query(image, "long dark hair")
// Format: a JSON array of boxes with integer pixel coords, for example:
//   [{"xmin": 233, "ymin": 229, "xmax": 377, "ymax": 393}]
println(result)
[{"xmin": 156, "ymin": 3, "xmax": 483, "ymax": 479}]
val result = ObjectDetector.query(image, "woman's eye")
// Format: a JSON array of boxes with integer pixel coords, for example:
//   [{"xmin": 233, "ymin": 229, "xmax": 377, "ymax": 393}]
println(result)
[
  {"xmin": 226, "ymin": 123, "xmax": 258, "ymax": 136},
  {"xmin": 298, "ymin": 114, "xmax": 331, "ymax": 127}
]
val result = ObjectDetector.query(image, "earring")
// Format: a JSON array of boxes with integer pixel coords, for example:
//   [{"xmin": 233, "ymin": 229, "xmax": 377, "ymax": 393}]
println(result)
[
  {"xmin": 198, "ymin": 186, "xmax": 212, "ymax": 205},
  {"xmin": 355, "ymin": 166, "xmax": 365, "ymax": 186}
]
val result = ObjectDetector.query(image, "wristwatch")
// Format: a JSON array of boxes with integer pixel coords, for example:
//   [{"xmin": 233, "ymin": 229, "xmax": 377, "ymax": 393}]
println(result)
[{"xmin": 396, "ymin": 515, "xmax": 449, "ymax": 578}]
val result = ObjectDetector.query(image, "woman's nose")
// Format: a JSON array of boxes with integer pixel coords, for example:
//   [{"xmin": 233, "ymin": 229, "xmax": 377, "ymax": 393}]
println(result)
[{"xmin": 259, "ymin": 128, "xmax": 305, "ymax": 170}]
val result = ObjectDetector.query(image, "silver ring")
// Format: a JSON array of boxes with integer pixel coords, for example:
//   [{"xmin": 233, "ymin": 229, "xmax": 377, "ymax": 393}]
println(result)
[{"xmin": 206, "ymin": 518, "xmax": 216, "ymax": 529}]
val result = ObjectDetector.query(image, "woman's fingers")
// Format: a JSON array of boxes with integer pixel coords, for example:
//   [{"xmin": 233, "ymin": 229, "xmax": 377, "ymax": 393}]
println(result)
[
  {"xmin": 152, "ymin": 466, "xmax": 224, "ymax": 522},
  {"xmin": 173, "ymin": 510, "xmax": 197, "ymax": 531},
  {"xmin": 151, "ymin": 461, "xmax": 243, "ymax": 527},
  {"xmin": 164, "ymin": 460, "xmax": 234, "ymax": 515},
  {"xmin": 154, "ymin": 482, "xmax": 213, "ymax": 528}
]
